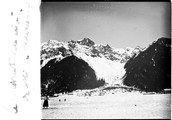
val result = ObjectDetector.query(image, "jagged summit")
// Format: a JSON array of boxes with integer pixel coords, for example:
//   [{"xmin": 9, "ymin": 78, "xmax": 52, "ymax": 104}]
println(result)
[
  {"xmin": 41, "ymin": 38, "xmax": 142, "ymax": 67},
  {"xmin": 76, "ymin": 38, "xmax": 95, "ymax": 47}
]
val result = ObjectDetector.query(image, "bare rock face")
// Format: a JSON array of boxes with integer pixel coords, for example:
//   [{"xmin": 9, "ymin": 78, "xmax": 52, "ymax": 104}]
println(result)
[{"xmin": 123, "ymin": 38, "xmax": 171, "ymax": 92}]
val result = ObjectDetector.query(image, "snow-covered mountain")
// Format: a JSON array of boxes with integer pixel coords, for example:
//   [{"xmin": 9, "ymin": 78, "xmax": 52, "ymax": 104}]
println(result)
[
  {"xmin": 41, "ymin": 38, "xmax": 143, "ymax": 67},
  {"xmin": 41, "ymin": 38, "xmax": 143, "ymax": 86}
]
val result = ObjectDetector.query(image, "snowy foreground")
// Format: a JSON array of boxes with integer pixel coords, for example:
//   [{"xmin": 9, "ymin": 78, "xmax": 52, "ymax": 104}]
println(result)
[{"xmin": 42, "ymin": 90, "xmax": 171, "ymax": 119}]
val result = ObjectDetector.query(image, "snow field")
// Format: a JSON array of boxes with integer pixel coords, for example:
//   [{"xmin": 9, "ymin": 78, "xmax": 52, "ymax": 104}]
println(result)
[{"xmin": 42, "ymin": 92, "xmax": 171, "ymax": 119}]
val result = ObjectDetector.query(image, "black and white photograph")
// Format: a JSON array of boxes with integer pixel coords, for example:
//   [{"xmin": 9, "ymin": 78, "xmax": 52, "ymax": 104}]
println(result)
[{"xmin": 40, "ymin": 2, "xmax": 171, "ymax": 119}]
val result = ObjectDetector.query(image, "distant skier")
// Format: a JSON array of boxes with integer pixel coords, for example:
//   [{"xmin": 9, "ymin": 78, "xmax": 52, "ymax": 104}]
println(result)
[{"xmin": 43, "ymin": 95, "xmax": 49, "ymax": 109}]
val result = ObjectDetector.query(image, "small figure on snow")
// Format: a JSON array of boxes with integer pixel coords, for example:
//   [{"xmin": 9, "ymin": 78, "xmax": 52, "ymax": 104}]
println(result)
[{"xmin": 43, "ymin": 95, "xmax": 49, "ymax": 109}]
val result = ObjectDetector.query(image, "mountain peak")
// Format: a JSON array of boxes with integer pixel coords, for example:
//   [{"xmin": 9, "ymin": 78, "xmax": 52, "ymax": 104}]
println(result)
[
  {"xmin": 77, "ymin": 38, "xmax": 95, "ymax": 47},
  {"xmin": 47, "ymin": 39, "xmax": 62, "ymax": 45},
  {"xmin": 41, "ymin": 38, "xmax": 143, "ymax": 67}
]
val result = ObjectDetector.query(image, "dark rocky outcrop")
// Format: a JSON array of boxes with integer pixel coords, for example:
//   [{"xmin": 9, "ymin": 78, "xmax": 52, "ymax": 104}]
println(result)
[
  {"xmin": 123, "ymin": 38, "xmax": 171, "ymax": 92},
  {"xmin": 41, "ymin": 55, "xmax": 105, "ymax": 96}
]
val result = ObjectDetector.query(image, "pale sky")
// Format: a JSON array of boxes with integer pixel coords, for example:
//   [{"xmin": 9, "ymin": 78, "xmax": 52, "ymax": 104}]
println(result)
[{"xmin": 41, "ymin": 2, "xmax": 170, "ymax": 48}]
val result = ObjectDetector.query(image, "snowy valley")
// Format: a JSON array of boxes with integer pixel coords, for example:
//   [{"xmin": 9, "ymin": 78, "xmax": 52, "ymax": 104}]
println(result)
[
  {"xmin": 41, "ymin": 37, "xmax": 171, "ymax": 119},
  {"xmin": 41, "ymin": 37, "xmax": 171, "ymax": 95},
  {"xmin": 41, "ymin": 38, "xmax": 144, "ymax": 94}
]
